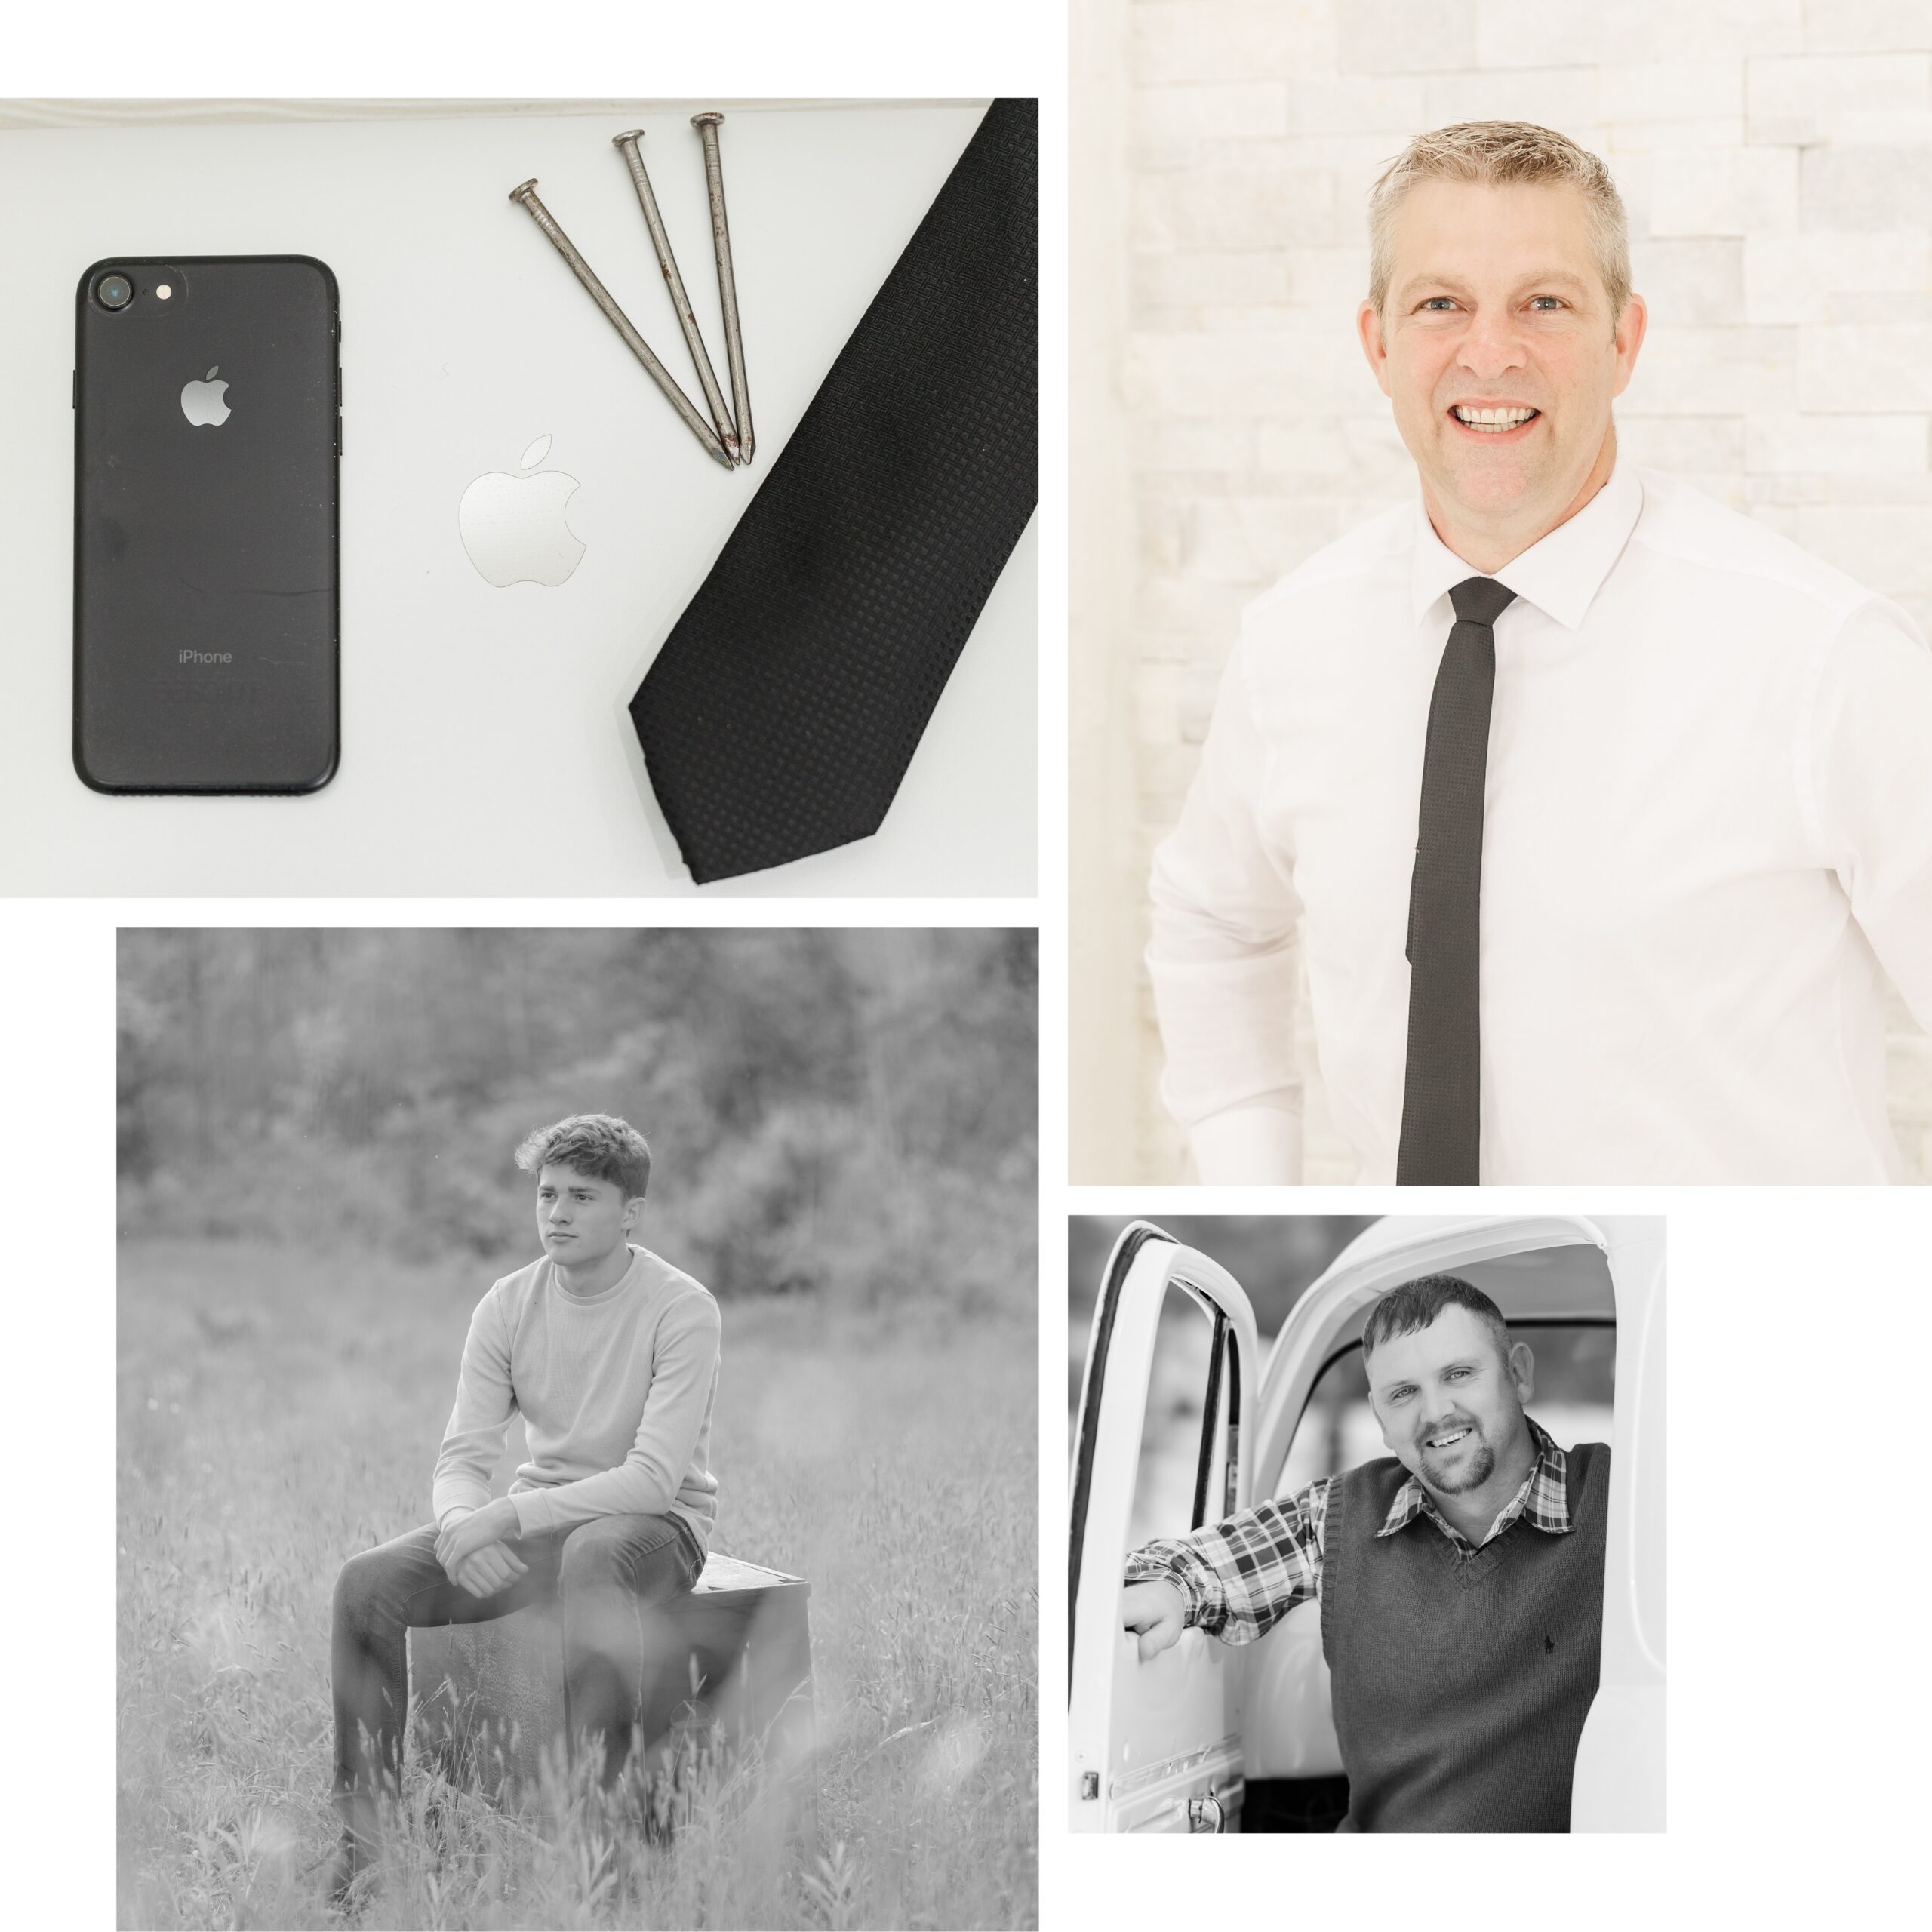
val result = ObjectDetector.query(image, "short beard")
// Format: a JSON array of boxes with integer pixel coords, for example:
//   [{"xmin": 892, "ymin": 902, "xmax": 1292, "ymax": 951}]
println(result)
[{"xmin": 1421, "ymin": 1434, "xmax": 1495, "ymax": 1495}]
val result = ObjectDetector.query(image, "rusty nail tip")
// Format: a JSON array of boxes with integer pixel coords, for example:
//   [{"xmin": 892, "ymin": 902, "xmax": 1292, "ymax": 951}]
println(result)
[{"xmin": 691, "ymin": 111, "xmax": 724, "ymax": 127}]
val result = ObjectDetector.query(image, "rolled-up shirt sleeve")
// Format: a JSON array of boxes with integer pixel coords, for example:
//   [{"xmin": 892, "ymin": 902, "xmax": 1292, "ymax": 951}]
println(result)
[
  {"xmin": 1124, "ymin": 1479, "xmax": 1330, "ymax": 1646},
  {"xmin": 1808, "ymin": 595, "xmax": 1932, "ymax": 1031},
  {"xmin": 1146, "ymin": 627, "xmax": 1306, "ymax": 1168}
]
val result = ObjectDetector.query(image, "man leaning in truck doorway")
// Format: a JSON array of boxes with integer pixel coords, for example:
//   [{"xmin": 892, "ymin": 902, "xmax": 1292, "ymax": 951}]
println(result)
[{"xmin": 1121, "ymin": 1275, "xmax": 1607, "ymax": 1832}]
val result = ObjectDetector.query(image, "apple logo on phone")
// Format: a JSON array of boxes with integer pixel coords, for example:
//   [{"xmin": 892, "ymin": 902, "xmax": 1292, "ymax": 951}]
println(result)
[
  {"xmin": 180, "ymin": 366, "xmax": 231, "ymax": 427},
  {"xmin": 458, "ymin": 435, "xmax": 586, "ymax": 589}
]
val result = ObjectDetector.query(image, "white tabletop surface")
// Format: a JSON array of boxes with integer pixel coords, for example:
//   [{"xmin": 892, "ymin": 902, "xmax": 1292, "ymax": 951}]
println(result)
[{"xmin": 0, "ymin": 100, "xmax": 1036, "ymax": 897}]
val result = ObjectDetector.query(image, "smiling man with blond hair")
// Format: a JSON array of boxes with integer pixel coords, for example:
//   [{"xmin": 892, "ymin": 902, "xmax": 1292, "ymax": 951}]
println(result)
[{"xmin": 1148, "ymin": 120, "xmax": 1932, "ymax": 1186}]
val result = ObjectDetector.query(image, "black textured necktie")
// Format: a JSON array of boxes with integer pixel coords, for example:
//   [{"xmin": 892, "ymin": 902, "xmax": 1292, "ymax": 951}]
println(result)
[
  {"xmin": 1396, "ymin": 574, "xmax": 1517, "ymax": 1185},
  {"xmin": 629, "ymin": 98, "xmax": 1038, "ymax": 884}
]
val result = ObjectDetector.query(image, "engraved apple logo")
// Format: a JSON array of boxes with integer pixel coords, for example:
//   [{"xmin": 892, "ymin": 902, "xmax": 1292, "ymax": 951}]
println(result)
[
  {"xmin": 180, "ymin": 365, "xmax": 231, "ymax": 427},
  {"xmin": 458, "ymin": 434, "xmax": 587, "ymax": 589}
]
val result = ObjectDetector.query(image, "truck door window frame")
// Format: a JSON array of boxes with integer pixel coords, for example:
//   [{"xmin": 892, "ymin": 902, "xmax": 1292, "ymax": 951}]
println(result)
[{"xmin": 1066, "ymin": 1223, "xmax": 1165, "ymax": 1700}]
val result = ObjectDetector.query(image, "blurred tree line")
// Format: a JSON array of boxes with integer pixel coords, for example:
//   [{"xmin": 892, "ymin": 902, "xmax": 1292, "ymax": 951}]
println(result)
[{"xmin": 120, "ymin": 928, "xmax": 1037, "ymax": 1311}]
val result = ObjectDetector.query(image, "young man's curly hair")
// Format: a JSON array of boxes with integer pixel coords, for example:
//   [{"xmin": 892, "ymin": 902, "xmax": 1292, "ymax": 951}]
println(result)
[{"xmin": 513, "ymin": 1112, "xmax": 651, "ymax": 1199}]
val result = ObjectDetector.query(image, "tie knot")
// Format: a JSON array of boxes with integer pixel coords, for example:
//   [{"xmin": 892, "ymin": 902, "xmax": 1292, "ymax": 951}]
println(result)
[{"xmin": 1449, "ymin": 575, "xmax": 1517, "ymax": 628}]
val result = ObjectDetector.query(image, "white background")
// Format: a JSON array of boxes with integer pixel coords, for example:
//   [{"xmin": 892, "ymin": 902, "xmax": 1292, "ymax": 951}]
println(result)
[
  {"xmin": 2, "ymin": 99, "xmax": 1035, "ymax": 897},
  {"xmin": 14, "ymin": 3, "xmax": 1932, "ymax": 1929}
]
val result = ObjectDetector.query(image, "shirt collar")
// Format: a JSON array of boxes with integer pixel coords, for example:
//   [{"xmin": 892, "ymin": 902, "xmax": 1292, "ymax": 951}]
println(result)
[
  {"xmin": 1407, "ymin": 457, "xmax": 1644, "ymax": 631},
  {"xmin": 1377, "ymin": 1416, "xmax": 1573, "ymax": 1548}
]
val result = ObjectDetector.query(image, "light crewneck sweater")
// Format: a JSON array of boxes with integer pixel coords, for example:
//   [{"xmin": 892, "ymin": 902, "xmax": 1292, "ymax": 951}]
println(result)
[{"xmin": 431, "ymin": 1243, "xmax": 721, "ymax": 1552}]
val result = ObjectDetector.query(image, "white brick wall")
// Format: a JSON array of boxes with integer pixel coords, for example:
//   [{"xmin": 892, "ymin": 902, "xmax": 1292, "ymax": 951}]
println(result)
[{"xmin": 1089, "ymin": 0, "xmax": 1932, "ymax": 1184}]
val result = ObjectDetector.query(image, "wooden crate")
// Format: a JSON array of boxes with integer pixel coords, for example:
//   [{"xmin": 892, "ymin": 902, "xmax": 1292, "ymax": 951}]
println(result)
[{"xmin": 408, "ymin": 1551, "xmax": 813, "ymax": 1806}]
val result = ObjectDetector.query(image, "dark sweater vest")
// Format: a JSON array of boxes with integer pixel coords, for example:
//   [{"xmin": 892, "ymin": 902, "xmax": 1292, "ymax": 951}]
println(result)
[{"xmin": 1321, "ymin": 1441, "xmax": 1610, "ymax": 1833}]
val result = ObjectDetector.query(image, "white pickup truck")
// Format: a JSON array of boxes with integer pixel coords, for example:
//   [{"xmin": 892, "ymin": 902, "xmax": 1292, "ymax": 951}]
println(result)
[{"xmin": 1068, "ymin": 1214, "xmax": 1665, "ymax": 1832}]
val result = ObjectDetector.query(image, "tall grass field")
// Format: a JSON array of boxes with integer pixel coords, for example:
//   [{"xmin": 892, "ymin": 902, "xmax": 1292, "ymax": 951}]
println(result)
[{"xmin": 118, "ymin": 1238, "xmax": 1038, "ymax": 1929}]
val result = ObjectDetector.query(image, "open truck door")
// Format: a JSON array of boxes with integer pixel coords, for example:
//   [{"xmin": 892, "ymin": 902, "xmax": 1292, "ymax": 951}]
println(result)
[{"xmin": 1068, "ymin": 1222, "xmax": 1260, "ymax": 1832}]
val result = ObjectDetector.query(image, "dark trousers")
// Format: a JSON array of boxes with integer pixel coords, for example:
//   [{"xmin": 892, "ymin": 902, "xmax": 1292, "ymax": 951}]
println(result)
[{"xmin": 331, "ymin": 1511, "xmax": 703, "ymax": 1813}]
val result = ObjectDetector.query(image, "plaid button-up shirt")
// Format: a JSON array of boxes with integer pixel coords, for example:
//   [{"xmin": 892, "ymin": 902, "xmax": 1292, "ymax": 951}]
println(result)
[{"xmin": 1123, "ymin": 1417, "xmax": 1576, "ymax": 1645}]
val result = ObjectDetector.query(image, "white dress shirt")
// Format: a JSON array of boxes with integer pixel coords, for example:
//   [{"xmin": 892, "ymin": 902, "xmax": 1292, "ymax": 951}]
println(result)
[{"xmin": 1148, "ymin": 460, "xmax": 1932, "ymax": 1184}]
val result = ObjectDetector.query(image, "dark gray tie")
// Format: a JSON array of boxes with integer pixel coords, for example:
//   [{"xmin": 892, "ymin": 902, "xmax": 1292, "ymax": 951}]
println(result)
[
  {"xmin": 1396, "ymin": 574, "xmax": 1517, "ymax": 1185},
  {"xmin": 629, "ymin": 99, "xmax": 1037, "ymax": 883}
]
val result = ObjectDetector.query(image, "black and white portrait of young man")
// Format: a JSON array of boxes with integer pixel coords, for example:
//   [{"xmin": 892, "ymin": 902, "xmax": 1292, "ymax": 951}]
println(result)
[{"xmin": 117, "ymin": 926, "xmax": 1038, "ymax": 1929}]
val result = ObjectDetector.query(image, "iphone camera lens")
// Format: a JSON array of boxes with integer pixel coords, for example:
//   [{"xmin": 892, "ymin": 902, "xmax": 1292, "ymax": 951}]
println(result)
[{"xmin": 98, "ymin": 274, "xmax": 134, "ymax": 310}]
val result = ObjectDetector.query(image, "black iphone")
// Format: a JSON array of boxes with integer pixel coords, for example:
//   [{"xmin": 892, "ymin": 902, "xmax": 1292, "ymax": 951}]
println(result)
[{"xmin": 73, "ymin": 255, "xmax": 340, "ymax": 792}]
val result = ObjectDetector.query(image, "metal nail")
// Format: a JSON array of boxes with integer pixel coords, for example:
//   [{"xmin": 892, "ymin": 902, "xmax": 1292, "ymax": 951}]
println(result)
[
  {"xmin": 507, "ymin": 178, "xmax": 734, "ymax": 471},
  {"xmin": 611, "ymin": 129, "xmax": 740, "ymax": 463},
  {"xmin": 691, "ymin": 113, "xmax": 753, "ymax": 467}
]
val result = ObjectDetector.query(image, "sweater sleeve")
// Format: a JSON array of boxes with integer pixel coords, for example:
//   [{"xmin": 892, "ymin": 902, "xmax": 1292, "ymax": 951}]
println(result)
[
  {"xmin": 509, "ymin": 1291, "xmax": 721, "ymax": 1538},
  {"xmin": 430, "ymin": 1287, "xmax": 518, "ymax": 1528}
]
